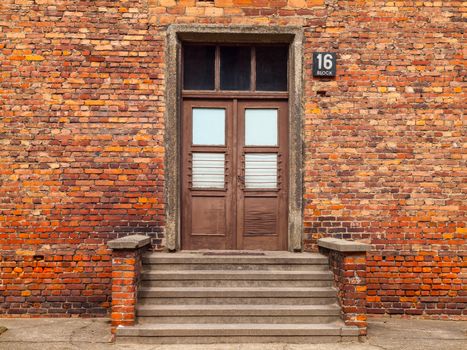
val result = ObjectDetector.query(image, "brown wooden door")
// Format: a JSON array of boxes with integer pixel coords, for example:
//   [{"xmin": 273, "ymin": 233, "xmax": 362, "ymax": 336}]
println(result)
[
  {"xmin": 182, "ymin": 99, "xmax": 288, "ymax": 250},
  {"xmin": 236, "ymin": 101, "xmax": 288, "ymax": 250}
]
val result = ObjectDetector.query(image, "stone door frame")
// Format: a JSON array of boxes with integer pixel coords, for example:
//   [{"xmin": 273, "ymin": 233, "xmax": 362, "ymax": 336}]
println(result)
[{"xmin": 164, "ymin": 24, "xmax": 304, "ymax": 252}]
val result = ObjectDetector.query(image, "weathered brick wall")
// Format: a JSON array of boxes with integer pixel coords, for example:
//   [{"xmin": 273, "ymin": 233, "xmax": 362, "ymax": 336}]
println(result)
[
  {"xmin": 1, "ymin": 0, "xmax": 465, "ymax": 318},
  {"xmin": 0, "ymin": 0, "xmax": 165, "ymax": 316},
  {"xmin": 110, "ymin": 246, "xmax": 146, "ymax": 333},
  {"xmin": 299, "ymin": 1, "xmax": 465, "ymax": 319},
  {"xmin": 319, "ymin": 247, "xmax": 368, "ymax": 335}
]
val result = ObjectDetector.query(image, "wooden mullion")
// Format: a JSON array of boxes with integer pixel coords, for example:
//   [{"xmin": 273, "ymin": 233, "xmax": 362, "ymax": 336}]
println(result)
[
  {"xmin": 232, "ymin": 98, "xmax": 238, "ymax": 249},
  {"xmin": 251, "ymin": 47, "xmax": 256, "ymax": 92},
  {"xmin": 215, "ymin": 45, "xmax": 220, "ymax": 91}
]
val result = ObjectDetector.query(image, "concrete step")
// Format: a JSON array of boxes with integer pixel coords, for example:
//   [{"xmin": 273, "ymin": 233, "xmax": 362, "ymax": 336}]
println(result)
[
  {"xmin": 137, "ymin": 304, "xmax": 341, "ymax": 316},
  {"xmin": 143, "ymin": 252, "xmax": 329, "ymax": 271},
  {"xmin": 145, "ymin": 263, "xmax": 329, "ymax": 271},
  {"xmin": 139, "ymin": 297, "xmax": 336, "ymax": 305},
  {"xmin": 137, "ymin": 304, "xmax": 341, "ymax": 324},
  {"xmin": 138, "ymin": 286, "xmax": 337, "ymax": 305},
  {"xmin": 137, "ymin": 315, "xmax": 341, "ymax": 324},
  {"xmin": 116, "ymin": 322, "xmax": 359, "ymax": 344},
  {"xmin": 141, "ymin": 270, "xmax": 334, "ymax": 287},
  {"xmin": 139, "ymin": 286, "xmax": 336, "ymax": 298},
  {"xmin": 142, "ymin": 279, "xmax": 333, "ymax": 287},
  {"xmin": 116, "ymin": 252, "xmax": 354, "ymax": 344}
]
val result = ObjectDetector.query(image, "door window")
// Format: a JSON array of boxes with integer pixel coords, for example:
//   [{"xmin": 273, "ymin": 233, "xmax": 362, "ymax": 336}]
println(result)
[
  {"xmin": 255, "ymin": 46, "xmax": 288, "ymax": 91},
  {"xmin": 183, "ymin": 44, "xmax": 288, "ymax": 92},
  {"xmin": 220, "ymin": 46, "xmax": 251, "ymax": 91},
  {"xmin": 192, "ymin": 108, "xmax": 225, "ymax": 145},
  {"xmin": 245, "ymin": 109, "xmax": 278, "ymax": 146},
  {"xmin": 183, "ymin": 45, "xmax": 215, "ymax": 90}
]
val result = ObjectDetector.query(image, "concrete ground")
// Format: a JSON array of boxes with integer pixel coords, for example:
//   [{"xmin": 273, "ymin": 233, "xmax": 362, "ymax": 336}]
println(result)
[{"xmin": 0, "ymin": 317, "xmax": 465, "ymax": 350}]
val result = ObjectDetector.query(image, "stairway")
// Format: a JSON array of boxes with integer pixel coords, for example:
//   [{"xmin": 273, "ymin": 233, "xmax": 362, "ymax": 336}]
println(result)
[{"xmin": 115, "ymin": 251, "xmax": 359, "ymax": 344}]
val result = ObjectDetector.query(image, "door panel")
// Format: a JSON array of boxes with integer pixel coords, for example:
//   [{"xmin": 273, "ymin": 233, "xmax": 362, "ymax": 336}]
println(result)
[
  {"xmin": 244, "ymin": 197, "xmax": 277, "ymax": 235},
  {"xmin": 191, "ymin": 196, "xmax": 226, "ymax": 236},
  {"xmin": 182, "ymin": 99, "xmax": 287, "ymax": 250},
  {"xmin": 236, "ymin": 101, "xmax": 288, "ymax": 251},
  {"xmin": 182, "ymin": 100, "xmax": 234, "ymax": 250}
]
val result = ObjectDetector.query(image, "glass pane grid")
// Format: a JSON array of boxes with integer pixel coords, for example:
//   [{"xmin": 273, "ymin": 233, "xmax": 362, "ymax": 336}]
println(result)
[
  {"xmin": 245, "ymin": 153, "xmax": 277, "ymax": 189},
  {"xmin": 183, "ymin": 45, "xmax": 288, "ymax": 93},
  {"xmin": 192, "ymin": 153, "xmax": 225, "ymax": 189}
]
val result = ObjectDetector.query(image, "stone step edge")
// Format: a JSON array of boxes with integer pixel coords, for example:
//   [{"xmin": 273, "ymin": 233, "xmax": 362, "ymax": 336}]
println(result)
[
  {"xmin": 142, "ymin": 256, "xmax": 328, "ymax": 265},
  {"xmin": 138, "ymin": 287, "xmax": 337, "ymax": 298},
  {"xmin": 143, "ymin": 262, "xmax": 329, "ymax": 265},
  {"xmin": 116, "ymin": 323, "xmax": 359, "ymax": 337},
  {"xmin": 141, "ymin": 270, "xmax": 333, "ymax": 280},
  {"xmin": 136, "ymin": 304, "xmax": 341, "ymax": 316}
]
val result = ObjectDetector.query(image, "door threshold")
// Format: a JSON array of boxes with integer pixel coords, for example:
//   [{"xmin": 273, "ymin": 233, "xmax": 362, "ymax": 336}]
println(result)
[
  {"xmin": 202, "ymin": 251, "xmax": 266, "ymax": 256},
  {"xmin": 180, "ymin": 250, "xmax": 289, "ymax": 256}
]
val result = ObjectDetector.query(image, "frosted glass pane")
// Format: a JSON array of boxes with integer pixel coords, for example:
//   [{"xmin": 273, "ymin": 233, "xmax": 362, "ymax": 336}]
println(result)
[
  {"xmin": 245, "ymin": 153, "xmax": 277, "ymax": 189},
  {"xmin": 193, "ymin": 108, "xmax": 225, "ymax": 145},
  {"xmin": 192, "ymin": 153, "xmax": 225, "ymax": 189},
  {"xmin": 245, "ymin": 109, "xmax": 277, "ymax": 146}
]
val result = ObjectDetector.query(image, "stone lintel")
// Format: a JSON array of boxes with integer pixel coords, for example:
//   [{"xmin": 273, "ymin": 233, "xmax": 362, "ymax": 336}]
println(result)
[
  {"xmin": 107, "ymin": 234, "xmax": 151, "ymax": 250},
  {"xmin": 318, "ymin": 237, "xmax": 371, "ymax": 253}
]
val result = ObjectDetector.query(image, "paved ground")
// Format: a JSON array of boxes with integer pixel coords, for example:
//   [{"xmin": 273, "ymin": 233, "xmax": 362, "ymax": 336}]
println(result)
[{"xmin": 0, "ymin": 317, "xmax": 465, "ymax": 350}]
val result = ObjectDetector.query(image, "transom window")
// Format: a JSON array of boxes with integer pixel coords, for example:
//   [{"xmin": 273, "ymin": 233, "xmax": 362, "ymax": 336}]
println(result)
[{"xmin": 183, "ymin": 44, "xmax": 288, "ymax": 92}]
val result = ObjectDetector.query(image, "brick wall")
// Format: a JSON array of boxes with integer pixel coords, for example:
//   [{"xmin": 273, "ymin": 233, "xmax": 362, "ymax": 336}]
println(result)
[
  {"xmin": 1, "ymin": 0, "xmax": 464, "ymax": 318},
  {"xmin": 366, "ymin": 251, "xmax": 464, "ymax": 318},
  {"xmin": 320, "ymin": 247, "xmax": 368, "ymax": 335},
  {"xmin": 110, "ymin": 246, "xmax": 146, "ymax": 333},
  {"xmin": 0, "ymin": 0, "xmax": 165, "ymax": 316}
]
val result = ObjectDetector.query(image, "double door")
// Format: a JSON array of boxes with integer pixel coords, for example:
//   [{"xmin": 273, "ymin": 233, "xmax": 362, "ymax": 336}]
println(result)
[{"xmin": 181, "ymin": 99, "xmax": 288, "ymax": 250}]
